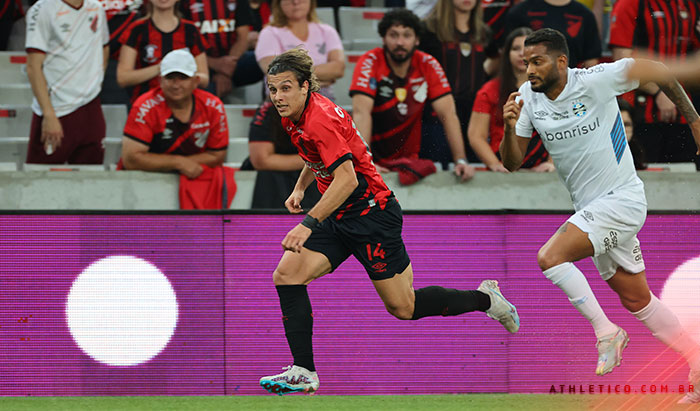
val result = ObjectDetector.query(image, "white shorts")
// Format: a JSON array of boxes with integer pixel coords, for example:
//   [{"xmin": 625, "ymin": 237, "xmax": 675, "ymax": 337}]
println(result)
[{"xmin": 568, "ymin": 189, "xmax": 647, "ymax": 280}]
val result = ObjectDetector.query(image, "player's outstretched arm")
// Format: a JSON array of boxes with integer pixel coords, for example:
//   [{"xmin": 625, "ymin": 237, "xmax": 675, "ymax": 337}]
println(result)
[
  {"xmin": 500, "ymin": 92, "xmax": 530, "ymax": 171},
  {"xmin": 645, "ymin": 62, "xmax": 700, "ymax": 154}
]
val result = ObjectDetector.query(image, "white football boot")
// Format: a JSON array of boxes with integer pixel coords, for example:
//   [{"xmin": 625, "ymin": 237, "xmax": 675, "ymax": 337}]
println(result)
[
  {"xmin": 595, "ymin": 327, "xmax": 629, "ymax": 376},
  {"xmin": 678, "ymin": 368, "xmax": 700, "ymax": 404},
  {"xmin": 260, "ymin": 365, "xmax": 320, "ymax": 395},
  {"xmin": 478, "ymin": 280, "xmax": 520, "ymax": 333}
]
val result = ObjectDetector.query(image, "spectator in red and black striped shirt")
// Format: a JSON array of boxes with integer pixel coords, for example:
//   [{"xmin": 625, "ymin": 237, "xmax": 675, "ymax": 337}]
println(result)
[
  {"xmin": 610, "ymin": 0, "xmax": 700, "ymax": 169},
  {"xmin": 117, "ymin": 0, "xmax": 210, "ymax": 105},
  {"xmin": 181, "ymin": 0, "xmax": 263, "ymax": 98}
]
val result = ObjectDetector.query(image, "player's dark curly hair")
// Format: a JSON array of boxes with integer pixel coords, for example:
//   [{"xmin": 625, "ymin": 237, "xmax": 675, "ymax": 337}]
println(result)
[
  {"xmin": 267, "ymin": 48, "xmax": 321, "ymax": 93},
  {"xmin": 378, "ymin": 8, "xmax": 423, "ymax": 38},
  {"xmin": 524, "ymin": 28, "xmax": 569, "ymax": 60}
]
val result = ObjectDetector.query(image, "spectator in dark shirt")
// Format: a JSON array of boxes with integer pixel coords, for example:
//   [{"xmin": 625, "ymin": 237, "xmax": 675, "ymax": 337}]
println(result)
[
  {"xmin": 247, "ymin": 100, "xmax": 322, "ymax": 208},
  {"xmin": 420, "ymin": 0, "xmax": 493, "ymax": 164},
  {"xmin": 504, "ymin": 0, "xmax": 600, "ymax": 68},
  {"xmin": 181, "ymin": 0, "xmax": 262, "ymax": 98}
]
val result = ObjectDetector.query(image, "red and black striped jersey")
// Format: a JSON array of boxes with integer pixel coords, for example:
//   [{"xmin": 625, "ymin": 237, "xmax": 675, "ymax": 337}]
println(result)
[
  {"xmin": 283, "ymin": 93, "xmax": 393, "ymax": 220},
  {"xmin": 121, "ymin": 86, "xmax": 228, "ymax": 167},
  {"xmin": 349, "ymin": 48, "xmax": 452, "ymax": 162},
  {"xmin": 98, "ymin": 0, "xmax": 143, "ymax": 58},
  {"xmin": 610, "ymin": 0, "xmax": 700, "ymax": 123},
  {"xmin": 119, "ymin": 18, "xmax": 208, "ymax": 103},
  {"xmin": 180, "ymin": 0, "xmax": 253, "ymax": 58},
  {"xmin": 482, "ymin": 0, "xmax": 514, "ymax": 45}
]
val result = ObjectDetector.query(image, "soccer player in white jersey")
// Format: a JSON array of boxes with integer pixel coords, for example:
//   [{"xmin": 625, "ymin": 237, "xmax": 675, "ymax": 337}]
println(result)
[
  {"xmin": 501, "ymin": 28, "xmax": 700, "ymax": 404},
  {"xmin": 25, "ymin": 0, "xmax": 109, "ymax": 164}
]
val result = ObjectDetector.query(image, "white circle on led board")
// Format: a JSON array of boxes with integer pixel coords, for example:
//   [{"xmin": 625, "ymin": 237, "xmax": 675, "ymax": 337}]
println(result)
[
  {"xmin": 66, "ymin": 255, "xmax": 179, "ymax": 366},
  {"xmin": 660, "ymin": 255, "xmax": 700, "ymax": 343}
]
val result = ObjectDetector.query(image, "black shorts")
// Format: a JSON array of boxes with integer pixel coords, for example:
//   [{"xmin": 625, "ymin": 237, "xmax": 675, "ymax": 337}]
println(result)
[{"xmin": 303, "ymin": 199, "xmax": 411, "ymax": 280}]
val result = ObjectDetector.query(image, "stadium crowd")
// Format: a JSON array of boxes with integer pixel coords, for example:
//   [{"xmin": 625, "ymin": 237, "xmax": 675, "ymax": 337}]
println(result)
[{"xmin": 1, "ymin": 0, "xmax": 700, "ymax": 208}]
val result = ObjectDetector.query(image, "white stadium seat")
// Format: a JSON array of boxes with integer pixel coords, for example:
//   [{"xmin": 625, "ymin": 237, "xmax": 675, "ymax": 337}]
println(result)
[
  {"xmin": 337, "ymin": 7, "xmax": 386, "ymax": 50},
  {"xmin": 0, "ymin": 52, "xmax": 29, "ymax": 84},
  {"xmin": 316, "ymin": 7, "xmax": 336, "ymax": 29},
  {"xmin": 333, "ymin": 51, "xmax": 363, "ymax": 107}
]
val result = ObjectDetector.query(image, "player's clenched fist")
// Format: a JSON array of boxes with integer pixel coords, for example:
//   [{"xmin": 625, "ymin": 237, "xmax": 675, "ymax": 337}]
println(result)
[
  {"xmin": 285, "ymin": 190, "xmax": 305, "ymax": 214},
  {"xmin": 503, "ymin": 92, "xmax": 524, "ymax": 130}
]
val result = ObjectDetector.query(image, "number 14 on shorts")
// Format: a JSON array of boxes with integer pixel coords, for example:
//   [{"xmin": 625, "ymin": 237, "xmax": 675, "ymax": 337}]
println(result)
[{"xmin": 366, "ymin": 243, "xmax": 386, "ymax": 260}]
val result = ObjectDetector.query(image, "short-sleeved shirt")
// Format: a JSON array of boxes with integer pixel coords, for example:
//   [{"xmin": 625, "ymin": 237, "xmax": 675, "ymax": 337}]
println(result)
[
  {"xmin": 472, "ymin": 78, "xmax": 548, "ymax": 168},
  {"xmin": 515, "ymin": 59, "xmax": 643, "ymax": 210},
  {"xmin": 98, "ymin": 0, "xmax": 143, "ymax": 57},
  {"xmin": 283, "ymin": 92, "xmax": 392, "ymax": 220},
  {"xmin": 349, "ymin": 47, "xmax": 452, "ymax": 161},
  {"xmin": 504, "ymin": 0, "xmax": 601, "ymax": 67},
  {"xmin": 254, "ymin": 22, "xmax": 343, "ymax": 98},
  {"xmin": 121, "ymin": 87, "xmax": 228, "ymax": 167},
  {"xmin": 609, "ymin": 0, "xmax": 700, "ymax": 123},
  {"xmin": 25, "ymin": 0, "xmax": 109, "ymax": 117},
  {"xmin": 119, "ymin": 18, "xmax": 208, "ymax": 103},
  {"xmin": 249, "ymin": 100, "xmax": 297, "ymax": 155},
  {"xmin": 180, "ymin": 0, "xmax": 253, "ymax": 58}
]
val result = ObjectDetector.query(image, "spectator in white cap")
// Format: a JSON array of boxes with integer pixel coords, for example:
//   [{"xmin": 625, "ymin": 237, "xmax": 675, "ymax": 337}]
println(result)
[{"xmin": 119, "ymin": 49, "xmax": 229, "ymax": 178}]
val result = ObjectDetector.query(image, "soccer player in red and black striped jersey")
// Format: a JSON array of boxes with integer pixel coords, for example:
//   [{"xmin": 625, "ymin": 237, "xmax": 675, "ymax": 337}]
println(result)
[
  {"xmin": 180, "ymin": 0, "xmax": 255, "ymax": 96},
  {"xmin": 120, "ymin": 49, "xmax": 228, "ymax": 178},
  {"xmin": 610, "ymin": 0, "xmax": 700, "ymax": 169},
  {"xmin": 117, "ymin": 0, "xmax": 210, "ymax": 105},
  {"xmin": 350, "ymin": 9, "xmax": 474, "ymax": 180},
  {"xmin": 257, "ymin": 48, "xmax": 520, "ymax": 396}
]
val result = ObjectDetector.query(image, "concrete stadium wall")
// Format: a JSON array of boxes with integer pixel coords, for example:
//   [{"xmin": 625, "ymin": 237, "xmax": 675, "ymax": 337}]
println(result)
[{"xmin": 0, "ymin": 171, "xmax": 698, "ymax": 211}]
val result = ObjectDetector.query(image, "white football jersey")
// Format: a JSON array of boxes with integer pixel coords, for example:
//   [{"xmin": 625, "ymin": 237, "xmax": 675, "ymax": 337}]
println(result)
[
  {"xmin": 25, "ymin": 0, "xmax": 109, "ymax": 117},
  {"xmin": 516, "ymin": 58, "xmax": 646, "ymax": 210}
]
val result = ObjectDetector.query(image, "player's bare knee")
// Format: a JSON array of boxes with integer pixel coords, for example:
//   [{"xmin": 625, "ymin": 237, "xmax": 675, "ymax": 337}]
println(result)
[
  {"xmin": 273, "ymin": 267, "xmax": 297, "ymax": 286},
  {"xmin": 386, "ymin": 302, "xmax": 413, "ymax": 320},
  {"xmin": 537, "ymin": 248, "xmax": 563, "ymax": 271},
  {"xmin": 618, "ymin": 290, "xmax": 651, "ymax": 312}
]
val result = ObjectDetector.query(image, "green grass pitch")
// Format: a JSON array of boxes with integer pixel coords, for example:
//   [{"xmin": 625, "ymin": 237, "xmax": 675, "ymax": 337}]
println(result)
[{"xmin": 3, "ymin": 394, "xmax": 698, "ymax": 410}]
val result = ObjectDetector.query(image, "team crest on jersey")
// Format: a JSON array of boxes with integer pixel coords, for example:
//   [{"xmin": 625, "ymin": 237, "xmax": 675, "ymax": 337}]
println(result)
[
  {"xmin": 369, "ymin": 78, "xmax": 377, "ymax": 90},
  {"xmin": 572, "ymin": 101, "xmax": 587, "ymax": 117},
  {"xmin": 227, "ymin": 2, "xmax": 236, "ymax": 11},
  {"xmin": 144, "ymin": 44, "xmax": 159, "ymax": 64}
]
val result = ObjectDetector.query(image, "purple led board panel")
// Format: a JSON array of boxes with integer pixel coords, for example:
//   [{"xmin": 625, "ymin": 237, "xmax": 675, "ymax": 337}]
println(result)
[
  {"xmin": 0, "ymin": 216, "xmax": 225, "ymax": 396},
  {"xmin": 2, "ymin": 214, "xmax": 700, "ymax": 396}
]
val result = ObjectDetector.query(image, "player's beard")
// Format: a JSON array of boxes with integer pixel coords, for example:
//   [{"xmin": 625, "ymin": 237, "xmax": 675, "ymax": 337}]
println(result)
[
  {"xmin": 385, "ymin": 44, "xmax": 416, "ymax": 64},
  {"xmin": 529, "ymin": 68, "xmax": 560, "ymax": 93}
]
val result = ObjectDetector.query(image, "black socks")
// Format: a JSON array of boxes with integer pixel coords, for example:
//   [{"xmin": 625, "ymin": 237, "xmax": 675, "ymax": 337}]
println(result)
[
  {"xmin": 276, "ymin": 284, "xmax": 315, "ymax": 372},
  {"xmin": 412, "ymin": 286, "xmax": 491, "ymax": 320}
]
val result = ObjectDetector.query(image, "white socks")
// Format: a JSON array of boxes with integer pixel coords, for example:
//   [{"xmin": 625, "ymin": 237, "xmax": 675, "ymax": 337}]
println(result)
[
  {"xmin": 543, "ymin": 262, "xmax": 619, "ymax": 339},
  {"xmin": 632, "ymin": 294, "xmax": 700, "ymax": 369}
]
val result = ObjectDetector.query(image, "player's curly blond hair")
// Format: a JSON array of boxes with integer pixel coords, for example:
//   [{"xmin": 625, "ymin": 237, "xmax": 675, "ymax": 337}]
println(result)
[{"xmin": 267, "ymin": 48, "xmax": 321, "ymax": 93}]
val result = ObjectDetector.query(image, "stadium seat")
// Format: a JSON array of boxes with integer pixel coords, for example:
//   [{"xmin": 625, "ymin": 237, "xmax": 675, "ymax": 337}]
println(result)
[
  {"xmin": 337, "ymin": 7, "xmax": 386, "ymax": 50},
  {"xmin": 316, "ymin": 7, "xmax": 336, "ymax": 29},
  {"xmin": 0, "ymin": 162, "xmax": 18, "ymax": 171},
  {"xmin": 104, "ymin": 137, "xmax": 123, "ymax": 167},
  {"xmin": 0, "ymin": 137, "xmax": 28, "ymax": 169},
  {"xmin": 0, "ymin": 52, "xmax": 28, "ymax": 84},
  {"xmin": 226, "ymin": 137, "xmax": 250, "ymax": 164},
  {"xmin": 225, "ymin": 105, "xmax": 258, "ymax": 137},
  {"xmin": 103, "ymin": 105, "xmax": 129, "ymax": 138},
  {"xmin": 333, "ymin": 51, "xmax": 363, "ymax": 107},
  {"xmin": 0, "ymin": 84, "xmax": 33, "ymax": 105},
  {"xmin": 0, "ymin": 106, "xmax": 32, "ymax": 137}
]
